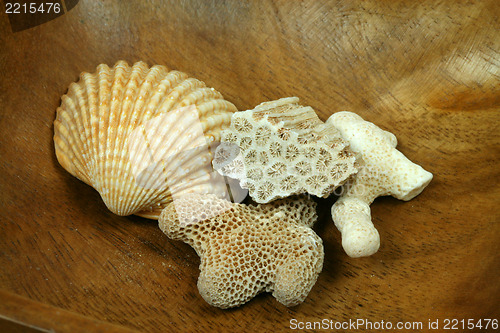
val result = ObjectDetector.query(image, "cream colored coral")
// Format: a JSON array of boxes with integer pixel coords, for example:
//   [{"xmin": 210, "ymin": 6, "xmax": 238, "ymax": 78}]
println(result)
[
  {"xmin": 328, "ymin": 112, "xmax": 433, "ymax": 258},
  {"xmin": 158, "ymin": 194, "xmax": 323, "ymax": 308},
  {"xmin": 213, "ymin": 97, "xmax": 357, "ymax": 203}
]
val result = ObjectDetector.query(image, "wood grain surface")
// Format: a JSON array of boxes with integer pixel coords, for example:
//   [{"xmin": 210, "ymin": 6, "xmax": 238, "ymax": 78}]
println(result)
[{"xmin": 1, "ymin": 0, "xmax": 499, "ymax": 332}]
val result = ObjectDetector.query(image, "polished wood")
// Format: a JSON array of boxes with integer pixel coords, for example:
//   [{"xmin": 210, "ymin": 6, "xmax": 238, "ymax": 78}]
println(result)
[
  {"xmin": 1, "ymin": 0, "xmax": 498, "ymax": 332},
  {"xmin": 0, "ymin": 290, "xmax": 138, "ymax": 332}
]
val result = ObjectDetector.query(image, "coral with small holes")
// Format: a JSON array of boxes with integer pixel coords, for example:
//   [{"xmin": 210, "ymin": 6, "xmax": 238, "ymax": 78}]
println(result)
[
  {"xmin": 159, "ymin": 194, "xmax": 323, "ymax": 308},
  {"xmin": 213, "ymin": 97, "xmax": 358, "ymax": 203}
]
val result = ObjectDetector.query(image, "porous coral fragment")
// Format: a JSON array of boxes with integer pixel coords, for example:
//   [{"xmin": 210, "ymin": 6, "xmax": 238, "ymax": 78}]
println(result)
[
  {"xmin": 159, "ymin": 194, "xmax": 323, "ymax": 308},
  {"xmin": 328, "ymin": 112, "xmax": 433, "ymax": 258},
  {"xmin": 213, "ymin": 97, "xmax": 357, "ymax": 203}
]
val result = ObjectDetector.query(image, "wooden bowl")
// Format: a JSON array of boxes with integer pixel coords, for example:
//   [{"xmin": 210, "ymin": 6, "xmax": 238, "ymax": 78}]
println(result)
[{"xmin": 1, "ymin": 1, "xmax": 498, "ymax": 332}]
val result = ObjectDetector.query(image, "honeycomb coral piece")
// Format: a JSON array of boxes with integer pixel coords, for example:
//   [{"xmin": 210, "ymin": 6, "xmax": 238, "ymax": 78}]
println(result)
[
  {"xmin": 159, "ymin": 194, "xmax": 323, "ymax": 308},
  {"xmin": 212, "ymin": 97, "xmax": 357, "ymax": 203},
  {"xmin": 328, "ymin": 112, "xmax": 433, "ymax": 258}
]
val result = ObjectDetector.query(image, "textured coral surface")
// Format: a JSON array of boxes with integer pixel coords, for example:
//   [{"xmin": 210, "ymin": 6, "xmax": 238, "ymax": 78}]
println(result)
[
  {"xmin": 329, "ymin": 111, "xmax": 433, "ymax": 257},
  {"xmin": 159, "ymin": 194, "xmax": 324, "ymax": 308},
  {"xmin": 213, "ymin": 98, "xmax": 357, "ymax": 203}
]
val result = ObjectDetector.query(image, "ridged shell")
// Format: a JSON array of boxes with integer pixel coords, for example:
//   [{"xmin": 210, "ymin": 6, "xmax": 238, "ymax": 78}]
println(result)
[{"xmin": 54, "ymin": 61, "xmax": 237, "ymax": 218}]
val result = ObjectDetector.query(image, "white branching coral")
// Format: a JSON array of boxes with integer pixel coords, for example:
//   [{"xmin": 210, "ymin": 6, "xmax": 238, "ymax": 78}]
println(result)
[
  {"xmin": 213, "ymin": 97, "xmax": 358, "ymax": 203},
  {"xmin": 159, "ymin": 194, "xmax": 323, "ymax": 308},
  {"xmin": 328, "ymin": 112, "xmax": 433, "ymax": 258}
]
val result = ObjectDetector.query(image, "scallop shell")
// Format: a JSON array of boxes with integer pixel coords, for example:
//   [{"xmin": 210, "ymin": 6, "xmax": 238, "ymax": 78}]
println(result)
[{"xmin": 54, "ymin": 61, "xmax": 237, "ymax": 218}]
